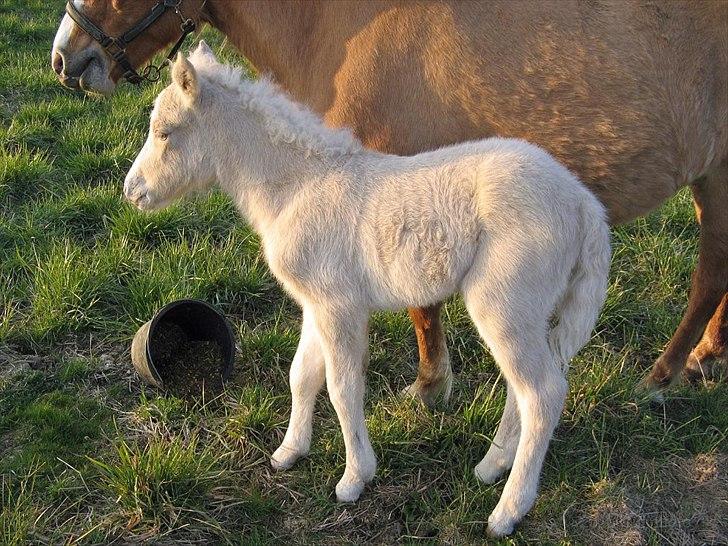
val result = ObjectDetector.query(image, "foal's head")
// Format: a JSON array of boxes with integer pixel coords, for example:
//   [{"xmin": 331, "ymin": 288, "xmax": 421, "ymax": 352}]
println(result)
[{"xmin": 124, "ymin": 42, "xmax": 220, "ymax": 211}]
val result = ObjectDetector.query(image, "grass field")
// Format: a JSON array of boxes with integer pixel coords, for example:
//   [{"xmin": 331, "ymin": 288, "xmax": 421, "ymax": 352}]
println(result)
[{"xmin": 1, "ymin": 1, "xmax": 726, "ymax": 544}]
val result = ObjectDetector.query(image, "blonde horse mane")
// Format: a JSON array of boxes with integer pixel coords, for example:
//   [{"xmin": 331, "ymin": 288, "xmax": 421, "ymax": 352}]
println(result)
[{"xmin": 189, "ymin": 48, "xmax": 362, "ymax": 160}]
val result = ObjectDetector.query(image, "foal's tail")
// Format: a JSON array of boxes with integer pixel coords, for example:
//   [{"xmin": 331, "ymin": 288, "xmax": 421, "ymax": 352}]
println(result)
[{"xmin": 548, "ymin": 198, "xmax": 611, "ymax": 370}]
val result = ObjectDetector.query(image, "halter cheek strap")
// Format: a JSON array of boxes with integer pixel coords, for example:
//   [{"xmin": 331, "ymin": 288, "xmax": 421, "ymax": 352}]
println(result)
[{"xmin": 65, "ymin": 0, "xmax": 198, "ymax": 84}]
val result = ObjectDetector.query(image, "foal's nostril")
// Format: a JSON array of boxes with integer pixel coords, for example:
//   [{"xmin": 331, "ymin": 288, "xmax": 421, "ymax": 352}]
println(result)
[
  {"xmin": 52, "ymin": 51, "xmax": 64, "ymax": 76},
  {"xmin": 123, "ymin": 179, "xmax": 134, "ymax": 199},
  {"xmin": 124, "ymin": 176, "xmax": 146, "ymax": 202}
]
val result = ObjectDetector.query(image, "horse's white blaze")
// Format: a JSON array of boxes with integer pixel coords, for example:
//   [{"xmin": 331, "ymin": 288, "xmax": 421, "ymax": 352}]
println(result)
[
  {"xmin": 125, "ymin": 43, "xmax": 612, "ymax": 537},
  {"xmin": 52, "ymin": 1, "xmax": 86, "ymax": 53},
  {"xmin": 51, "ymin": 13, "xmax": 75, "ymax": 59}
]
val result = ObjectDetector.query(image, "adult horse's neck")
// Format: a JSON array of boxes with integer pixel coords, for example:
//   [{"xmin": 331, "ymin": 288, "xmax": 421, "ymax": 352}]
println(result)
[
  {"xmin": 202, "ymin": 1, "xmax": 316, "ymax": 98},
  {"xmin": 200, "ymin": 1, "xmax": 385, "ymax": 108}
]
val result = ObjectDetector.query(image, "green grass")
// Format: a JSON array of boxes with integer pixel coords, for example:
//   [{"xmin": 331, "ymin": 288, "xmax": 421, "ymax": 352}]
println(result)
[
  {"xmin": 1, "ymin": 1, "xmax": 726, "ymax": 544},
  {"xmin": 89, "ymin": 436, "xmax": 222, "ymax": 524},
  {"xmin": 1, "ymin": 467, "xmax": 40, "ymax": 546}
]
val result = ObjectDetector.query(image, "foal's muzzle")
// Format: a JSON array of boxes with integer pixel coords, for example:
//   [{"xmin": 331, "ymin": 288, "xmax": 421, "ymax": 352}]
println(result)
[{"xmin": 123, "ymin": 174, "xmax": 150, "ymax": 208}]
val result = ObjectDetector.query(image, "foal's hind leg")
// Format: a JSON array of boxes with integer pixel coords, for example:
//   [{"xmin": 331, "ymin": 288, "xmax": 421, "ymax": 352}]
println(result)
[
  {"xmin": 486, "ymin": 333, "xmax": 566, "ymax": 537},
  {"xmin": 403, "ymin": 303, "xmax": 453, "ymax": 407},
  {"xmin": 466, "ymin": 295, "xmax": 567, "ymax": 537},
  {"xmin": 646, "ymin": 163, "xmax": 728, "ymax": 390},
  {"xmin": 272, "ymin": 308, "xmax": 325, "ymax": 470},
  {"xmin": 474, "ymin": 383, "xmax": 520, "ymax": 484}
]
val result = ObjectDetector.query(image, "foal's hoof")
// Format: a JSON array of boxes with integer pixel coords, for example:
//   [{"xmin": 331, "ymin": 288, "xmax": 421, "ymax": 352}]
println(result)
[
  {"xmin": 402, "ymin": 369, "xmax": 454, "ymax": 408},
  {"xmin": 474, "ymin": 458, "xmax": 508, "ymax": 485},
  {"xmin": 271, "ymin": 445, "xmax": 305, "ymax": 470},
  {"xmin": 487, "ymin": 510, "xmax": 516, "ymax": 538},
  {"xmin": 335, "ymin": 476, "xmax": 365, "ymax": 503}
]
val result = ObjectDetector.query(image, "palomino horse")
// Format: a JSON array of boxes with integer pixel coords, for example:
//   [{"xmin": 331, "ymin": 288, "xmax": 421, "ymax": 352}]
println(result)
[
  {"xmin": 123, "ymin": 47, "xmax": 611, "ymax": 534},
  {"xmin": 52, "ymin": 1, "xmax": 728, "ymax": 398}
]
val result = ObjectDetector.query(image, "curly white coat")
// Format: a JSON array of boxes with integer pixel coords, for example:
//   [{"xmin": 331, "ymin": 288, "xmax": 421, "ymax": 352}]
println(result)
[{"xmin": 124, "ymin": 43, "xmax": 611, "ymax": 537}]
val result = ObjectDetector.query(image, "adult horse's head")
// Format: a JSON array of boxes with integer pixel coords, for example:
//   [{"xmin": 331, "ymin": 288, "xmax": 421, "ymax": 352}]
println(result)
[{"xmin": 51, "ymin": 0, "xmax": 205, "ymax": 96}]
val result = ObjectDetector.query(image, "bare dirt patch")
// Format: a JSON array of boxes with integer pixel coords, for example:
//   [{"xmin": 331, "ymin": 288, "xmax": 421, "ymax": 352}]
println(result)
[
  {"xmin": 0, "ymin": 345, "xmax": 44, "ymax": 381},
  {"xmin": 568, "ymin": 453, "xmax": 727, "ymax": 545}
]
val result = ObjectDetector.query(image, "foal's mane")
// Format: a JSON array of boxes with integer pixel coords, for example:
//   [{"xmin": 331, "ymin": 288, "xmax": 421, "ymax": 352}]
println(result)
[{"xmin": 191, "ymin": 52, "xmax": 362, "ymax": 159}]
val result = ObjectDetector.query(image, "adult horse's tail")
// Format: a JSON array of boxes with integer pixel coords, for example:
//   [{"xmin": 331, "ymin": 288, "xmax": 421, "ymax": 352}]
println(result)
[{"xmin": 548, "ymin": 198, "xmax": 611, "ymax": 370}]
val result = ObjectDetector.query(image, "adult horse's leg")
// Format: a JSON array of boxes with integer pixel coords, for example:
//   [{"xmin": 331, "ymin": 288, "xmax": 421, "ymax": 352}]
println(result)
[
  {"xmin": 645, "ymin": 161, "xmax": 728, "ymax": 389},
  {"xmin": 403, "ymin": 303, "xmax": 453, "ymax": 407},
  {"xmin": 685, "ymin": 285, "xmax": 728, "ymax": 381}
]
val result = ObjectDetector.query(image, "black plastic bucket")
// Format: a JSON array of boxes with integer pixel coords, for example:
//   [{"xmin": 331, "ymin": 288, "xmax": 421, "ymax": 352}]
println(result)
[{"xmin": 131, "ymin": 299, "xmax": 235, "ymax": 390}]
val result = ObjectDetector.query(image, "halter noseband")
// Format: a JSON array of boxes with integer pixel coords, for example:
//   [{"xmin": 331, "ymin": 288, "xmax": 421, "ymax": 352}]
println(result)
[{"xmin": 65, "ymin": 0, "xmax": 198, "ymax": 84}]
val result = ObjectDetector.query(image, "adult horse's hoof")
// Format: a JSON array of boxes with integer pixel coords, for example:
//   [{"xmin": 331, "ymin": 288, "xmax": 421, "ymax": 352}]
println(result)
[
  {"xmin": 635, "ymin": 373, "xmax": 667, "ymax": 403},
  {"xmin": 402, "ymin": 367, "xmax": 454, "ymax": 408},
  {"xmin": 684, "ymin": 351, "xmax": 728, "ymax": 382},
  {"xmin": 638, "ymin": 352, "xmax": 690, "ymax": 402}
]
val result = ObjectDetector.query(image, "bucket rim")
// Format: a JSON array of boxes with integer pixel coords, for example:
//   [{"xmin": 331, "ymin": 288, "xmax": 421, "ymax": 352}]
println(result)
[{"xmin": 144, "ymin": 299, "xmax": 236, "ymax": 382}]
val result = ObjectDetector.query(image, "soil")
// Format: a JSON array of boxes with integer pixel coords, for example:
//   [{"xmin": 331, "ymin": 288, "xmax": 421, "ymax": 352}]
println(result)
[{"xmin": 149, "ymin": 322, "xmax": 225, "ymax": 400}]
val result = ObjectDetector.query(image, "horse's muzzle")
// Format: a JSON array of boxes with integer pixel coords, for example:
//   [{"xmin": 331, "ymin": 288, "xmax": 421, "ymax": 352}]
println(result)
[
  {"xmin": 59, "ymin": 75, "xmax": 81, "ymax": 90},
  {"xmin": 52, "ymin": 47, "xmax": 115, "ymax": 95}
]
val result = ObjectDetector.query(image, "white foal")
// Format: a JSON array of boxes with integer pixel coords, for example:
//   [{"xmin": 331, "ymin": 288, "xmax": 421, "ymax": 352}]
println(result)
[{"xmin": 124, "ymin": 43, "xmax": 611, "ymax": 537}]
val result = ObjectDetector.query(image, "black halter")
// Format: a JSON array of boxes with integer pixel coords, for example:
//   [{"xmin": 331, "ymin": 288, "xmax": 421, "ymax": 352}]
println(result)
[{"xmin": 64, "ymin": 0, "xmax": 198, "ymax": 84}]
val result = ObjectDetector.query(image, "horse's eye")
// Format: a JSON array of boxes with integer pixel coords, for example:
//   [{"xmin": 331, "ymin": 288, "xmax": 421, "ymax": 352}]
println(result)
[{"xmin": 156, "ymin": 132, "xmax": 168, "ymax": 141}]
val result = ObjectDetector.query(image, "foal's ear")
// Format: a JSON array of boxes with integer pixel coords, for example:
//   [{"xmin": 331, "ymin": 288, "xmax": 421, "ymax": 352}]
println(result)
[
  {"xmin": 172, "ymin": 53, "xmax": 199, "ymax": 104},
  {"xmin": 194, "ymin": 40, "xmax": 218, "ymax": 63}
]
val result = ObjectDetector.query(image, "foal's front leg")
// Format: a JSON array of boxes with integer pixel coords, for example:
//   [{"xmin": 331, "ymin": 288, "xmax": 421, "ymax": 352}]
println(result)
[
  {"xmin": 315, "ymin": 306, "xmax": 376, "ymax": 502},
  {"xmin": 272, "ymin": 309, "xmax": 325, "ymax": 470},
  {"xmin": 475, "ymin": 382, "xmax": 520, "ymax": 483}
]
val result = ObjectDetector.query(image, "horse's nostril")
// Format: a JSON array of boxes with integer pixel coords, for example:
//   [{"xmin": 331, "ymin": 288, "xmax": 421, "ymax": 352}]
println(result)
[
  {"xmin": 124, "ymin": 176, "xmax": 144, "ymax": 201},
  {"xmin": 56, "ymin": 50, "xmax": 97, "ymax": 80},
  {"xmin": 79, "ymin": 55, "xmax": 95, "ymax": 75},
  {"xmin": 52, "ymin": 52, "xmax": 64, "ymax": 76}
]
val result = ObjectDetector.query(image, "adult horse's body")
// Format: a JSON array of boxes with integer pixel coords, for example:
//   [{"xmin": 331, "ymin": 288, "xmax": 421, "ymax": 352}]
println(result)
[{"xmin": 52, "ymin": 0, "xmax": 728, "ymax": 397}]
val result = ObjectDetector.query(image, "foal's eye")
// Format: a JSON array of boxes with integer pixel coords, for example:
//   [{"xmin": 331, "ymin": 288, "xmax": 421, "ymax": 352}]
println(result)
[{"xmin": 157, "ymin": 132, "xmax": 168, "ymax": 141}]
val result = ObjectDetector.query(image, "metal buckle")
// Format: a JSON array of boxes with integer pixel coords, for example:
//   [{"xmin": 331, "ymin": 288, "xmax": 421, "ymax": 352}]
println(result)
[
  {"xmin": 180, "ymin": 18, "xmax": 195, "ymax": 33},
  {"xmin": 140, "ymin": 64, "xmax": 163, "ymax": 83},
  {"xmin": 105, "ymin": 40, "xmax": 127, "ymax": 60}
]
